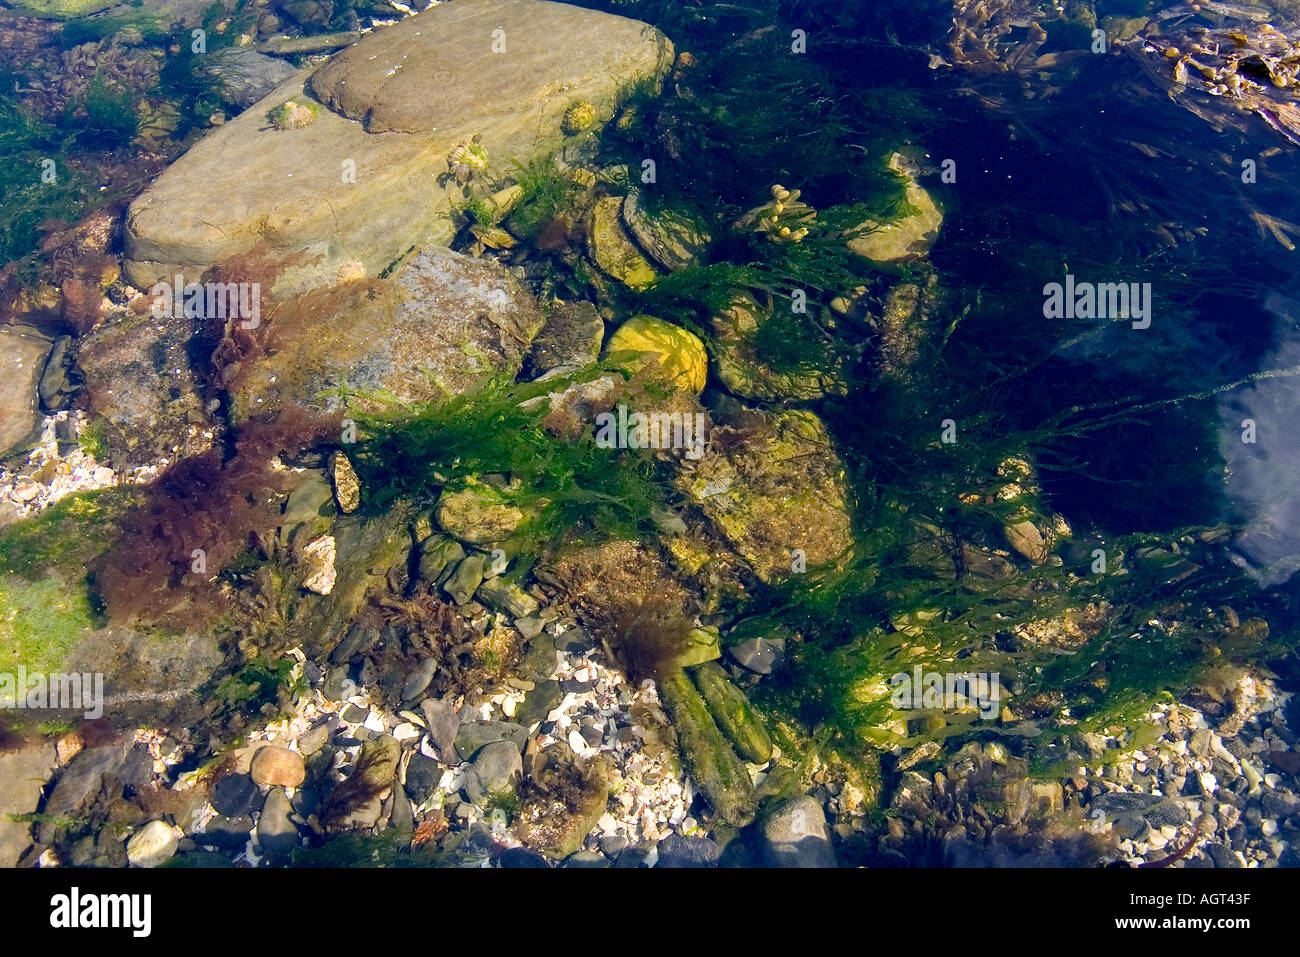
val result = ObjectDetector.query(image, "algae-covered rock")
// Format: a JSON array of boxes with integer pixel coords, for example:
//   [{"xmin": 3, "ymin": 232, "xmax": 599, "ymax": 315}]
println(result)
[
  {"xmin": 320, "ymin": 735, "xmax": 401, "ymax": 833},
  {"xmin": 226, "ymin": 245, "xmax": 544, "ymax": 423},
  {"xmin": 515, "ymin": 746, "xmax": 613, "ymax": 860},
  {"xmin": 526, "ymin": 300, "xmax": 604, "ymax": 375},
  {"xmin": 292, "ymin": 506, "xmax": 414, "ymax": 660},
  {"xmin": 621, "ymin": 189, "xmax": 710, "ymax": 272},
  {"xmin": 665, "ymin": 626, "xmax": 721, "ymax": 671},
  {"xmin": 476, "ymin": 577, "xmax": 540, "ymax": 619},
  {"xmin": 74, "ymin": 310, "xmax": 215, "ymax": 467},
  {"xmin": 444, "ymin": 554, "xmax": 487, "ymax": 606},
  {"xmin": 604, "ymin": 315, "xmax": 708, "ymax": 395},
  {"xmin": 590, "ymin": 196, "xmax": 659, "ymax": 290},
  {"xmin": 691, "ymin": 660, "xmax": 772, "ymax": 764},
  {"xmin": 463, "ymin": 740, "xmax": 523, "ymax": 805},
  {"xmin": 848, "ymin": 152, "xmax": 943, "ymax": 265},
  {"xmin": 435, "ymin": 478, "xmax": 529, "ymax": 545},
  {"xmin": 417, "ymin": 535, "xmax": 465, "ymax": 585},
  {"xmin": 710, "ymin": 293, "xmax": 846, "ymax": 402},
  {"xmin": 658, "ymin": 670, "xmax": 756, "ymax": 826},
  {"xmin": 0, "ymin": 489, "xmax": 225, "ymax": 729},
  {"xmin": 677, "ymin": 407, "xmax": 854, "ymax": 584}
]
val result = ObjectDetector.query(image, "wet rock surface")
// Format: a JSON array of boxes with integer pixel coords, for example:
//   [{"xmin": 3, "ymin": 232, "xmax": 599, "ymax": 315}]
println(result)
[
  {"xmin": 123, "ymin": 0, "xmax": 673, "ymax": 293},
  {"xmin": 228, "ymin": 245, "xmax": 545, "ymax": 421}
]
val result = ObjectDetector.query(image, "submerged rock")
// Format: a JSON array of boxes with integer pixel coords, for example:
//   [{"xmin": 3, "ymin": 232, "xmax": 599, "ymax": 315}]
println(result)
[
  {"xmin": 0, "ymin": 744, "xmax": 57, "ymax": 866},
  {"xmin": 691, "ymin": 661, "xmax": 773, "ymax": 764},
  {"xmin": 250, "ymin": 745, "xmax": 306, "ymax": 789},
  {"xmin": 477, "ymin": 577, "xmax": 540, "ymax": 619},
  {"xmin": 758, "ymin": 795, "xmax": 838, "ymax": 868},
  {"xmin": 621, "ymin": 188, "xmax": 710, "ymax": 272},
  {"xmin": 124, "ymin": 0, "xmax": 673, "ymax": 293},
  {"xmin": 257, "ymin": 787, "xmax": 299, "ymax": 864},
  {"xmin": 515, "ymin": 746, "xmax": 614, "ymax": 860},
  {"xmin": 658, "ymin": 670, "xmax": 756, "ymax": 827},
  {"xmin": 848, "ymin": 152, "xmax": 943, "ymax": 264},
  {"xmin": 74, "ymin": 309, "xmax": 215, "ymax": 467},
  {"xmin": 527, "ymin": 300, "xmax": 604, "ymax": 376},
  {"xmin": 603, "ymin": 314, "xmax": 708, "ymax": 395},
  {"xmin": 590, "ymin": 196, "xmax": 659, "ymax": 290},
  {"xmin": 0, "ymin": 328, "xmax": 51, "ymax": 458},
  {"xmin": 320, "ymin": 735, "xmax": 400, "ymax": 833},
  {"xmin": 677, "ymin": 406, "xmax": 854, "ymax": 584},
  {"xmin": 463, "ymin": 740, "xmax": 523, "ymax": 805},
  {"xmin": 126, "ymin": 820, "xmax": 179, "ymax": 868},
  {"xmin": 444, "ymin": 554, "xmax": 488, "ymax": 605},
  {"xmin": 227, "ymin": 245, "xmax": 545, "ymax": 422},
  {"xmin": 418, "ymin": 535, "xmax": 465, "ymax": 585},
  {"xmin": 201, "ymin": 48, "xmax": 298, "ymax": 111},
  {"xmin": 710, "ymin": 293, "xmax": 847, "ymax": 401},
  {"xmin": 435, "ymin": 478, "xmax": 529, "ymax": 546}
]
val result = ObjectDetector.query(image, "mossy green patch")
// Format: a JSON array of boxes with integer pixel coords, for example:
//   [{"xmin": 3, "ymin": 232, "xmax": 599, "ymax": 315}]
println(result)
[
  {"xmin": 347, "ymin": 371, "xmax": 668, "ymax": 561},
  {"xmin": 0, "ymin": 488, "xmax": 138, "ymax": 674},
  {"xmin": 0, "ymin": 574, "xmax": 97, "ymax": 676}
]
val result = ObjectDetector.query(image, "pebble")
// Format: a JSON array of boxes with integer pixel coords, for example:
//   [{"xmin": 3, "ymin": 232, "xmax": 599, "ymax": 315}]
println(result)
[
  {"xmin": 402, "ymin": 657, "xmax": 438, "ymax": 701},
  {"xmin": 249, "ymin": 745, "xmax": 305, "ymax": 789},
  {"xmin": 126, "ymin": 821, "xmax": 179, "ymax": 868}
]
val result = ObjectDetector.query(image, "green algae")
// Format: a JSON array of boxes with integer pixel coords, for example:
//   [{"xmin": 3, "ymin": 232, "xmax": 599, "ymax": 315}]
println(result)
[
  {"xmin": 0, "ymin": 488, "xmax": 139, "ymax": 676},
  {"xmin": 346, "ymin": 371, "xmax": 668, "ymax": 557}
]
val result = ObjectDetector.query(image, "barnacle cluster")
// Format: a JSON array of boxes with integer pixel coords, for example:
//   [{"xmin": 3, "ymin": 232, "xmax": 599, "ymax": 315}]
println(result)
[
  {"xmin": 267, "ymin": 98, "xmax": 322, "ymax": 131},
  {"xmin": 562, "ymin": 99, "xmax": 597, "ymax": 134},
  {"xmin": 446, "ymin": 134, "xmax": 488, "ymax": 183}
]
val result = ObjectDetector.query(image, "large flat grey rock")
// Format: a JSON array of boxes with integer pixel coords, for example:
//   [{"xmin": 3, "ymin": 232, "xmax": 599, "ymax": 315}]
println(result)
[{"xmin": 123, "ymin": 0, "xmax": 673, "ymax": 295}]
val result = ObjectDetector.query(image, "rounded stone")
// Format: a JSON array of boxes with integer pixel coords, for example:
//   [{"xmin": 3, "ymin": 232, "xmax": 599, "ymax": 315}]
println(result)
[
  {"xmin": 126, "ymin": 820, "xmax": 179, "ymax": 868},
  {"xmin": 249, "ymin": 745, "xmax": 306, "ymax": 789},
  {"xmin": 604, "ymin": 315, "xmax": 708, "ymax": 395}
]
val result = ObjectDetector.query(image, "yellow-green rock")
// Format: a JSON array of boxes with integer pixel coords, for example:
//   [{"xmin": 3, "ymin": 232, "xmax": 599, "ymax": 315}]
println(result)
[
  {"xmin": 663, "ymin": 626, "xmax": 720, "ymax": 670},
  {"xmin": 604, "ymin": 315, "xmax": 707, "ymax": 395},
  {"xmin": 691, "ymin": 661, "xmax": 773, "ymax": 764},
  {"xmin": 589, "ymin": 197, "xmax": 659, "ymax": 290},
  {"xmin": 659, "ymin": 670, "xmax": 756, "ymax": 826},
  {"xmin": 848, "ymin": 152, "xmax": 943, "ymax": 265},
  {"xmin": 435, "ymin": 478, "xmax": 529, "ymax": 546},
  {"xmin": 711, "ymin": 293, "xmax": 847, "ymax": 401}
]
